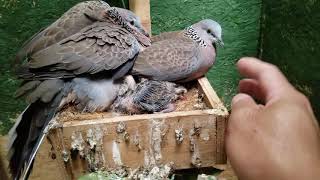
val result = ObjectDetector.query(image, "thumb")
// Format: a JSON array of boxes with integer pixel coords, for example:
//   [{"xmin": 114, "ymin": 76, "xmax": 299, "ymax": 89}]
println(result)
[
  {"xmin": 228, "ymin": 93, "xmax": 258, "ymax": 129},
  {"xmin": 226, "ymin": 93, "xmax": 259, "ymax": 159},
  {"xmin": 231, "ymin": 93, "xmax": 257, "ymax": 110}
]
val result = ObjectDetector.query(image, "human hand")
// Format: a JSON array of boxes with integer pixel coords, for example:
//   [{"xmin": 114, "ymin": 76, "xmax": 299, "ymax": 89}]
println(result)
[{"xmin": 226, "ymin": 57, "xmax": 320, "ymax": 180}]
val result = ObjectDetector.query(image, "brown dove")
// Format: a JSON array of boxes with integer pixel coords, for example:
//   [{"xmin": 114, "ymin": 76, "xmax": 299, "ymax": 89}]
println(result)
[
  {"xmin": 112, "ymin": 78, "xmax": 187, "ymax": 114},
  {"xmin": 132, "ymin": 19, "xmax": 223, "ymax": 82},
  {"xmin": 14, "ymin": 0, "xmax": 149, "ymax": 66},
  {"xmin": 8, "ymin": 7, "xmax": 150, "ymax": 180}
]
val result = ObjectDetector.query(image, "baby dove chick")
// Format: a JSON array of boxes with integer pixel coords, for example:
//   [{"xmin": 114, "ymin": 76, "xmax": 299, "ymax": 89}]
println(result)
[{"xmin": 113, "ymin": 79, "xmax": 187, "ymax": 114}]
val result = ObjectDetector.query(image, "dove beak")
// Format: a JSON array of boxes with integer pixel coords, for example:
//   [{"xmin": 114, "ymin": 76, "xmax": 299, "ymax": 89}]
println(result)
[
  {"xmin": 134, "ymin": 30, "xmax": 151, "ymax": 47},
  {"xmin": 217, "ymin": 39, "xmax": 224, "ymax": 47},
  {"xmin": 128, "ymin": 23, "xmax": 151, "ymax": 46},
  {"xmin": 139, "ymin": 27, "xmax": 150, "ymax": 37}
]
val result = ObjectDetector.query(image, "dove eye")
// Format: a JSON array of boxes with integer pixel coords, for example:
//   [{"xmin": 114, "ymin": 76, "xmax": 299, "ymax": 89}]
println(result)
[
  {"xmin": 130, "ymin": 20, "xmax": 135, "ymax": 25},
  {"xmin": 207, "ymin": 29, "xmax": 211, "ymax": 34}
]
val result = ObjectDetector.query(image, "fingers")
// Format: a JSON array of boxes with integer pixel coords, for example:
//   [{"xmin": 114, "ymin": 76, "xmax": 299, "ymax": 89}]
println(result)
[
  {"xmin": 238, "ymin": 78, "xmax": 264, "ymax": 101},
  {"xmin": 231, "ymin": 93, "xmax": 257, "ymax": 111},
  {"xmin": 228, "ymin": 93, "xmax": 259, "ymax": 135},
  {"xmin": 227, "ymin": 93, "xmax": 258, "ymax": 148},
  {"xmin": 237, "ymin": 57, "xmax": 293, "ymax": 103}
]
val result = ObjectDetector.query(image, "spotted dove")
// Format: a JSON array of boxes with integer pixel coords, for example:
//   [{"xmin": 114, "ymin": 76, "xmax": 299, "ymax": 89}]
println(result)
[
  {"xmin": 132, "ymin": 19, "xmax": 223, "ymax": 83},
  {"xmin": 8, "ymin": 7, "xmax": 150, "ymax": 180},
  {"xmin": 14, "ymin": 1, "xmax": 149, "ymax": 66}
]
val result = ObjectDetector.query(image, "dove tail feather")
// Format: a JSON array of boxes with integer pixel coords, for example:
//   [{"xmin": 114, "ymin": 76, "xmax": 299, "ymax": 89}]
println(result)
[{"xmin": 8, "ymin": 91, "xmax": 65, "ymax": 180}]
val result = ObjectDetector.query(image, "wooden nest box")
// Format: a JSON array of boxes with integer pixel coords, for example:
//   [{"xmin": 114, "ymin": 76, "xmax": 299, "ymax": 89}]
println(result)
[{"xmin": 19, "ymin": 1, "xmax": 229, "ymax": 179}]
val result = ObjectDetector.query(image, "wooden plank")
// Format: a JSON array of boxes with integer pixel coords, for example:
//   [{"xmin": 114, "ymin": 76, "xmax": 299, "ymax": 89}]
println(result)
[
  {"xmin": 129, "ymin": 0, "xmax": 152, "ymax": 34},
  {"xmin": 197, "ymin": 77, "xmax": 228, "ymax": 113},
  {"xmin": 0, "ymin": 136, "xmax": 65, "ymax": 180},
  {"xmin": 197, "ymin": 77, "xmax": 228, "ymax": 165},
  {"xmin": 0, "ymin": 136, "xmax": 10, "ymax": 180},
  {"xmin": 51, "ymin": 112, "xmax": 226, "ymax": 179},
  {"xmin": 62, "ymin": 109, "xmax": 222, "ymax": 127},
  {"xmin": 216, "ymin": 115, "xmax": 227, "ymax": 164}
]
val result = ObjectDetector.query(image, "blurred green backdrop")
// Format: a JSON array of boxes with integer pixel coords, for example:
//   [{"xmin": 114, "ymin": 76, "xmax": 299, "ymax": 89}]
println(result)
[
  {"xmin": 0, "ymin": 0, "xmax": 318, "ymax": 135},
  {"xmin": 260, "ymin": 0, "xmax": 320, "ymax": 120}
]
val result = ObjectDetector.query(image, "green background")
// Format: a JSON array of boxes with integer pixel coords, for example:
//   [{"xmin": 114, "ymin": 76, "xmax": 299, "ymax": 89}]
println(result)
[
  {"xmin": 0, "ymin": 0, "xmax": 318, "ymax": 134},
  {"xmin": 260, "ymin": 0, "xmax": 320, "ymax": 119}
]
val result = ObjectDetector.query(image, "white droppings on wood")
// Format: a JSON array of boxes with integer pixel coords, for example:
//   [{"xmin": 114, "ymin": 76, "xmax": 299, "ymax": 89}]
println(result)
[
  {"xmin": 71, "ymin": 131, "xmax": 85, "ymax": 157},
  {"xmin": 112, "ymin": 141, "xmax": 123, "ymax": 166},
  {"xmin": 86, "ymin": 127, "xmax": 103, "ymax": 150},
  {"xmin": 45, "ymin": 117, "xmax": 62, "ymax": 133},
  {"xmin": 144, "ymin": 150, "xmax": 155, "ymax": 168},
  {"xmin": 111, "ymin": 167, "xmax": 128, "ymax": 178},
  {"xmin": 193, "ymin": 121, "xmax": 202, "ymax": 136},
  {"xmin": 175, "ymin": 127, "xmax": 184, "ymax": 144},
  {"xmin": 84, "ymin": 127, "xmax": 105, "ymax": 171},
  {"xmin": 116, "ymin": 121, "xmax": 126, "ymax": 133},
  {"xmin": 86, "ymin": 129, "xmax": 95, "ymax": 149},
  {"xmin": 200, "ymin": 128, "xmax": 210, "ymax": 141},
  {"xmin": 197, "ymin": 174, "xmax": 218, "ymax": 180},
  {"xmin": 128, "ymin": 162, "xmax": 174, "ymax": 180},
  {"xmin": 191, "ymin": 146, "xmax": 201, "ymax": 168},
  {"xmin": 149, "ymin": 119, "xmax": 165, "ymax": 162},
  {"xmin": 116, "ymin": 121, "xmax": 130, "ymax": 143},
  {"xmin": 133, "ymin": 130, "xmax": 142, "ymax": 151},
  {"xmin": 189, "ymin": 122, "xmax": 202, "ymax": 167},
  {"xmin": 62, "ymin": 150, "xmax": 69, "ymax": 162},
  {"xmin": 123, "ymin": 131, "xmax": 130, "ymax": 142}
]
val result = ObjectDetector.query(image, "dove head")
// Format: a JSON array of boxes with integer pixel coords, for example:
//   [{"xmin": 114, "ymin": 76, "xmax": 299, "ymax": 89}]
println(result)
[
  {"xmin": 83, "ymin": 1, "xmax": 111, "ymax": 21},
  {"xmin": 112, "ymin": 94, "xmax": 140, "ymax": 114},
  {"xmin": 193, "ymin": 19, "xmax": 224, "ymax": 47},
  {"xmin": 106, "ymin": 7, "xmax": 151, "ymax": 47}
]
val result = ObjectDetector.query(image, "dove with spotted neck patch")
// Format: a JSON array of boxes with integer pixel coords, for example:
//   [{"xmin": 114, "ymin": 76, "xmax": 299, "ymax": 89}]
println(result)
[{"xmin": 132, "ymin": 19, "xmax": 223, "ymax": 83}]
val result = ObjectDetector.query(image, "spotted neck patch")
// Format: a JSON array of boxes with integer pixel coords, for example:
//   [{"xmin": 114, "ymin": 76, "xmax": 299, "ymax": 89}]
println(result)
[
  {"xmin": 106, "ymin": 8, "xmax": 133, "ymax": 33},
  {"xmin": 184, "ymin": 26, "xmax": 207, "ymax": 47}
]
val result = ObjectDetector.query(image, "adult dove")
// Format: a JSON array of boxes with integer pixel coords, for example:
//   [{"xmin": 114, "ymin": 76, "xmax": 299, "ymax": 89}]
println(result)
[
  {"xmin": 8, "ymin": 7, "xmax": 150, "ymax": 180},
  {"xmin": 132, "ymin": 19, "xmax": 223, "ymax": 82},
  {"xmin": 14, "ymin": 0, "xmax": 149, "ymax": 65}
]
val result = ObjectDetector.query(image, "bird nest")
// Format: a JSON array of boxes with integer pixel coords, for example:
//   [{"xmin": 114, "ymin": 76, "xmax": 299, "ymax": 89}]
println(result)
[{"xmin": 57, "ymin": 82, "xmax": 208, "ymax": 123}]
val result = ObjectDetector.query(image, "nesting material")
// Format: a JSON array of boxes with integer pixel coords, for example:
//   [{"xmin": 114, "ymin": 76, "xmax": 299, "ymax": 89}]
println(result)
[
  {"xmin": 56, "ymin": 83, "xmax": 208, "ymax": 123},
  {"xmin": 175, "ymin": 87, "xmax": 208, "ymax": 111}
]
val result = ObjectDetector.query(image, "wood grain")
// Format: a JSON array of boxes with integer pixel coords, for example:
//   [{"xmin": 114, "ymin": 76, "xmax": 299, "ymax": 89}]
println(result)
[{"xmin": 0, "ymin": 136, "xmax": 65, "ymax": 180}]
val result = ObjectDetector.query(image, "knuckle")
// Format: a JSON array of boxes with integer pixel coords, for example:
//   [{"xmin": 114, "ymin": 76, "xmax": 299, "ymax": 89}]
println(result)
[{"xmin": 296, "ymin": 93, "xmax": 310, "ymax": 106}]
